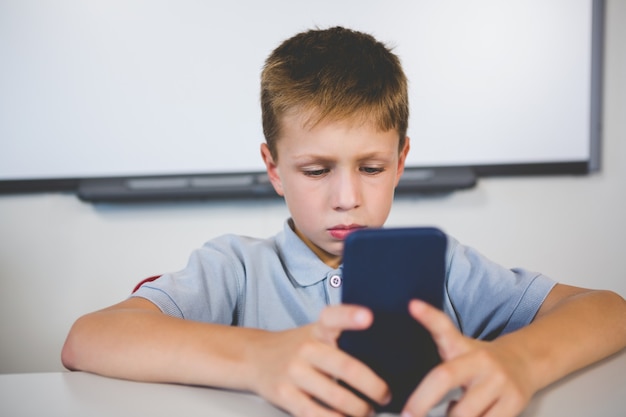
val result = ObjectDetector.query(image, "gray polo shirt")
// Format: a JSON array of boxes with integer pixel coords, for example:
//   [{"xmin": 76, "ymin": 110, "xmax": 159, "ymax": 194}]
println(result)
[{"xmin": 132, "ymin": 220, "xmax": 555, "ymax": 340}]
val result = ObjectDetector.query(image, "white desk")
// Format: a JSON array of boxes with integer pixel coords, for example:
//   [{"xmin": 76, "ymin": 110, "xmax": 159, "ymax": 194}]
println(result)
[{"xmin": 1, "ymin": 350, "xmax": 624, "ymax": 417}]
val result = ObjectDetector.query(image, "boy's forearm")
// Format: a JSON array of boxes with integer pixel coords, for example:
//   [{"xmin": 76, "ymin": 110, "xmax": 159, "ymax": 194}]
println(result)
[
  {"xmin": 62, "ymin": 299, "xmax": 262, "ymax": 391},
  {"xmin": 62, "ymin": 300, "xmax": 389, "ymax": 417},
  {"xmin": 495, "ymin": 288, "xmax": 626, "ymax": 394}
]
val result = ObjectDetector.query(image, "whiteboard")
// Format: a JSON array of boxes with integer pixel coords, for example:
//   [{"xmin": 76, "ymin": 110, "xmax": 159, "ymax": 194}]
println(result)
[{"xmin": 0, "ymin": 0, "xmax": 602, "ymax": 192}]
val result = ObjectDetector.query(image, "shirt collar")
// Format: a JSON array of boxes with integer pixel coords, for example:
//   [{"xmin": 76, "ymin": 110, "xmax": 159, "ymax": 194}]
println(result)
[{"xmin": 276, "ymin": 219, "xmax": 340, "ymax": 287}]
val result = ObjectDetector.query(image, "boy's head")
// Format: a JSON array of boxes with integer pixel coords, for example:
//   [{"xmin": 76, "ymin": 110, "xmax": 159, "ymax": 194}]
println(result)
[
  {"xmin": 261, "ymin": 26, "xmax": 409, "ymax": 162},
  {"xmin": 260, "ymin": 26, "xmax": 411, "ymax": 268}
]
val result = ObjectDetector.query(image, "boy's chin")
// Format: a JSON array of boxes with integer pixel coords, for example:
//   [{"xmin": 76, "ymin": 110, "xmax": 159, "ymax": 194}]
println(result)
[{"xmin": 315, "ymin": 242, "xmax": 344, "ymax": 266}]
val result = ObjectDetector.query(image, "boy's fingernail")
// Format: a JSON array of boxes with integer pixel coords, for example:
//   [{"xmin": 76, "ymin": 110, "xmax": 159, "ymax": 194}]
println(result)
[
  {"xmin": 401, "ymin": 412, "xmax": 414, "ymax": 417},
  {"xmin": 354, "ymin": 310, "xmax": 369, "ymax": 324}
]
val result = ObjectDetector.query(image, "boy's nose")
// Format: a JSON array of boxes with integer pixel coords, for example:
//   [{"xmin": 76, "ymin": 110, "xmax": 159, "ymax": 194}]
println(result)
[{"xmin": 331, "ymin": 171, "xmax": 361, "ymax": 211}]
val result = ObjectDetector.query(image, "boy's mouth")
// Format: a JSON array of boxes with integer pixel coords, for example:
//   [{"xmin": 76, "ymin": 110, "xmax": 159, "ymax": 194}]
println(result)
[{"xmin": 328, "ymin": 225, "xmax": 365, "ymax": 240}]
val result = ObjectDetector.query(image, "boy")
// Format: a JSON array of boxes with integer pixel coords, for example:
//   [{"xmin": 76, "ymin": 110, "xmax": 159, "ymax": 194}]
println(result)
[{"xmin": 62, "ymin": 27, "xmax": 626, "ymax": 417}]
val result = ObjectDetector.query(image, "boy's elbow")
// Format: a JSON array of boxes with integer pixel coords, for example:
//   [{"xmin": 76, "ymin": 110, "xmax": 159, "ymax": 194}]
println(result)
[
  {"xmin": 576, "ymin": 289, "xmax": 626, "ymax": 343},
  {"xmin": 61, "ymin": 337, "xmax": 77, "ymax": 371},
  {"xmin": 61, "ymin": 315, "xmax": 89, "ymax": 371},
  {"xmin": 594, "ymin": 289, "xmax": 626, "ymax": 318}
]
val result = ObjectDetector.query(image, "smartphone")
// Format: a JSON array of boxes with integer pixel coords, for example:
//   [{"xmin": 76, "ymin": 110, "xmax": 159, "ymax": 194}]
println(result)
[{"xmin": 338, "ymin": 227, "xmax": 447, "ymax": 413}]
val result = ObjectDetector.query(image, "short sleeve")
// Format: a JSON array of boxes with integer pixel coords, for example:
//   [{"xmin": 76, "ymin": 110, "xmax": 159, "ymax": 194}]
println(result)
[
  {"xmin": 442, "ymin": 236, "xmax": 556, "ymax": 340},
  {"xmin": 131, "ymin": 242, "xmax": 242, "ymax": 325}
]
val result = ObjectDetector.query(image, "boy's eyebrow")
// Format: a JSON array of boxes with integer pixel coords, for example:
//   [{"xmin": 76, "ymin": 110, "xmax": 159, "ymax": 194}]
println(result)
[
  {"xmin": 290, "ymin": 154, "xmax": 335, "ymax": 165},
  {"xmin": 291, "ymin": 151, "xmax": 396, "ymax": 164},
  {"xmin": 356, "ymin": 151, "xmax": 397, "ymax": 162}
]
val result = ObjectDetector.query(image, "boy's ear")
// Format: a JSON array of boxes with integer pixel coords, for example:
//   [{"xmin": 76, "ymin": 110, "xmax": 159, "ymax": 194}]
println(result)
[
  {"xmin": 395, "ymin": 137, "xmax": 411, "ymax": 186},
  {"xmin": 260, "ymin": 143, "xmax": 285, "ymax": 196}
]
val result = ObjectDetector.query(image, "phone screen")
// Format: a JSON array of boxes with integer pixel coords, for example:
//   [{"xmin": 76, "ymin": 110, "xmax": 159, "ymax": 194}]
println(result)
[{"xmin": 338, "ymin": 227, "xmax": 447, "ymax": 413}]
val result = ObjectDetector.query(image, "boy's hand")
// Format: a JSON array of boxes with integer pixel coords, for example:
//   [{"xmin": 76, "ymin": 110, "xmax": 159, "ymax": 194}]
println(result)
[
  {"xmin": 402, "ymin": 300, "xmax": 534, "ymax": 417},
  {"xmin": 248, "ymin": 305, "xmax": 390, "ymax": 417}
]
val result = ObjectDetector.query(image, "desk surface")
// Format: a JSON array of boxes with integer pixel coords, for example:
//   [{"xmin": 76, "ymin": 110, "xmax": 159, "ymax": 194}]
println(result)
[{"xmin": 1, "ymin": 350, "xmax": 624, "ymax": 417}]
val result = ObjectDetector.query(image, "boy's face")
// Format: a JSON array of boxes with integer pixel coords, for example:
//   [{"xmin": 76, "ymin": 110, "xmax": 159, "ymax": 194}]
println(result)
[{"xmin": 261, "ymin": 113, "xmax": 410, "ymax": 268}]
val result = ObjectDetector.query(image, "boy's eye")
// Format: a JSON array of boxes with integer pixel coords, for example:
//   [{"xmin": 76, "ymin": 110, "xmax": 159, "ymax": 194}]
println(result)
[
  {"xmin": 361, "ymin": 166, "xmax": 385, "ymax": 175},
  {"xmin": 303, "ymin": 168, "xmax": 330, "ymax": 177}
]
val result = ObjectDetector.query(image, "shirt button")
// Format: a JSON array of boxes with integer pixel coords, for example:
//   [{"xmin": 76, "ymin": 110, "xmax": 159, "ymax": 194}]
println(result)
[{"xmin": 329, "ymin": 275, "xmax": 342, "ymax": 288}]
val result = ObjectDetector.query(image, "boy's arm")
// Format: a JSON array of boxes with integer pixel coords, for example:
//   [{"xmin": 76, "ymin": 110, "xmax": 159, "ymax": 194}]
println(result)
[
  {"xmin": 402, "ymin": 284, "xmax": 626, "ymax": 417},
  {"xmin": 62, "ymin": 297, "xmax": 390, "ymax": 417}
]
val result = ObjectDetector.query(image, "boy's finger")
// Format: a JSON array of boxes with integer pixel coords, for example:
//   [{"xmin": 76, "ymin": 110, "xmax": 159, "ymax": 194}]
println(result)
[
  {"xmin": 292, "ymin": 359, "xmax": 376, "ymax": 417},
  {"xmin": 403, "ymin": 365, "xmax": 457, "ymax": 417},
  {"xmin": 273, "ymin": 382, "xmax": 344, "ymax": 417},
  {"xmin": 307, "ymin": 343, "xmax": 390, "ymax": 406},
  {"xmin": 314, "ymin": 305, "xmax": 373, "ymax": 342},
  {"xmin": 403, "ymin": 354, "xmax": 480, "ymax": 417},
  {"xmin": 408, "ymin": 299, "xmax": 469, "ymax": 359}
]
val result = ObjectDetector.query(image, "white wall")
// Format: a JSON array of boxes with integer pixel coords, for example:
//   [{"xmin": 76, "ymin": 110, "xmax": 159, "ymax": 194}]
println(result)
[{"xmin": 1, "ymin": 1, "xmax": 624, "ymax": 375}]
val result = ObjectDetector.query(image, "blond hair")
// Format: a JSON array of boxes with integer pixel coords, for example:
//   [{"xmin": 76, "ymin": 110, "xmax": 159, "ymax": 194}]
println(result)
[{"xmin": 261, "ymin": 26, "xmax": 409, "ymax": 160}]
